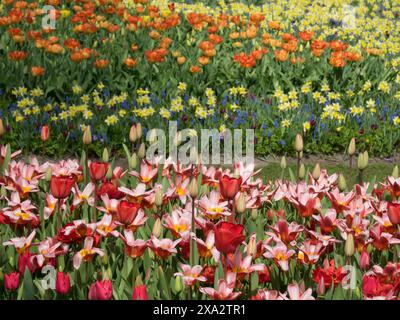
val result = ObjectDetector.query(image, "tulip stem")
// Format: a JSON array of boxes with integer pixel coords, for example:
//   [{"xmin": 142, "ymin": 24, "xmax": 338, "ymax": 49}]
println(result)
[
  {"xmin": 296, "ymin": 151, "xmax": 301, "ymax": 181},
  {"xmin": 92, "ymin": 182, "xmax": 97, "ymax": 223}
]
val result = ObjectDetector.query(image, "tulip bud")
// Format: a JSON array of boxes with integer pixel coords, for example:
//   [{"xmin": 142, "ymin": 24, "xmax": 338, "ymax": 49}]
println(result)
[
  {"xmin": 345, "ymin": 233, "xmax": 355, "ymax": 257},
  {"xmin": 129, "ymin": 124, "xmax": 137, "ymax": 143},
  {"xmin": 363, "ymin": 151, "xmax": 369, "ymax": 167},
  {"xmin": 45, "ymin": 167, "xmax": 52, "ymax": 182},
  {"xmin": 392, "ymin": 165, "xmax": 399, "ymax": 179},
  {"xmin": 152, "ymin": 218, "xmax": 162, "ymax": 238},
  {"xmin": 1, "ymin": 185, "xmax": 7, "ymax": 197},
  {"xmin": 280, "ymin": 156, "xmax": 287, "ymax": 170},
  {"xmin": 174, "ymin": 276, "xmax": 183, "ymax": 293},
  {"xmin": 129, "ymin": 153, "xmax": 138, "ymax": 170},
  {"xmin": 0, "ymin": 118, "xmax": 5, "ymax": 138},
  {"xmin": 102, "ymin": 148, "xmax": 109, "ymax": 162},
  {"xmin": 235, "ymin": 192, "xmax": 246, "ymax": 213},
  {"xmin": 189, "ymin": 178, "xmax": 198, "ymax": 199},
  {"xmin": 317, "ymin": 277, "xmax": 325, "ymax": 296},
  {"xmin": 357, "ymin": 153, "xmax": 365, "ymax": 170},
  {"xmin": 366, "ymin": 243, "xmax": 373, "ymax": 254},
  {"xmin": 41, "ymin": 125, "xmax": 49, "ymax": 142},
  {"xmin": 295, "ymin": 134, "xmax": 303, "ymax": 153},
  {"xmin": 137, "ymin": 143, "xmax": 145, "ymax": 159},
  {"xmin": 154, "ymin": 185, "xmax": 163, "ymax": 207},
  {"xmin": 360, "ymin": 250, "xmax": 370, "ymax": 270},
  {"xmin": 312, "ymin": 163, "xmax": 321, "ymax": 180},
  {"xmin": 338, "ymin": 174, "xmax": 347, "ymax": 191},
  {"xmin": 298, "ymin": 163, "xmax": 306, "ymax": 180},
  {"xmin": 102, "ymin": 254, "xmax": 109, "ymax": 266},
  {"xmin": 82, "ymin": 125, "xmax": 92, "ymax": 145},
  {"xmin": 348, "ymin": 138, "xmax": 356, "ymax": 156},
  {"xmin": 247, "ymin": 235, "xmax": 257, "ymax": 258},
  {"xmin": 106, "ymin": 165, "xmax": 113, "ymax": 180},
  {"xmin": 136, "ymin": 123, "xmax": 142, "ymax": 140},
  {"xmin": 251, "ymin": 208, "xmax": 258, "ymax": 221}
]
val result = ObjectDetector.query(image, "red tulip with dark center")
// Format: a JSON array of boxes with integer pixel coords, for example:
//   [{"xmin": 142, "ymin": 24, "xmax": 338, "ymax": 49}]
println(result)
[
  {"xmin": 214, "ymin": 221, "xmax": 245, "ymax": 254},
  {"xmin": 116, "ymin": 200, "xmax": 141, "ymax": 225},
  {"xmin": 50, "ymin": 175, "xmax": 75, "ymax": 199}
]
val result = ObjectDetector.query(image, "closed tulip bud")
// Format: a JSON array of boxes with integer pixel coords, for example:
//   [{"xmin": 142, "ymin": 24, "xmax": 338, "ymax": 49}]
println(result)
[
  {"xmin": 251, "ymin": 208, "xmax": 258, "ymax": 221},
  {"xmin": 55, "ymin": 272, "xmax": 71, "ymax": 295},
  {"xmin": 137, "ymin": 143, "xmax": 145, "ymax": 159},
  {"xmin": 189, "ymin": 178, "xmax": 198, "ymax": 198},
  {"xmin": 235, "ymin": 192, "xmax": 246, "ymax": 213},
  {"xmin": 1, "ymin": 185, "xmax": 7, "ymax": 197},
  {"xmin": 348, "ymin": 138, "xmax": 356, "ymax": 156},
  {"xmin": 129, "ymin": 124, "xmax": 137, "ymax": 143},
  {"xmin": 317, "ymin": 277, "xmax": 325, "ymax": 296},
  {"xmin": 102, "ymin": 254, "xmax": 109, "ymax": 265},
  {"xmin": 392, "ymin": 165, "xmax": 399, "ymax": 179},
  {"xmin": 106, "ymin": 165, "xmax": 113, "ymax": 180},
  {"xmin": 338, "ymin": 174, "xmax": 347, "ymax": 191},
  {"xmin": 102, "ymin": 148, "xmax": 109, "ymax": 162},
  {"xmin": 280, "ymin": 156, "xmax": 287, "ymax": 169},
  {"xmin": 129, "ymin": 153, "xmax": 138, "ymax": 169},
  {"xmin": 345, "ymin": 233, "xmax": 355, "ymax": 257},
  {"xmin": 366, "ymin": 243, "xmax": 373, "ymax": 254},
  {"xmin": 0, "ymin": 118, "xmax": 5, "ymax": 137},
  {"xmin": 363, "ymin": 151, "xmax": 369, "ymax": 167},
  {"xmin": 247, "ymin": 235, "xmax": 257, "ymax": 258},
  {"xmin": 4, "ymin": 272, "xmax": 20, "ymax": 291},
  {"xmin": 136, "ymin": 123, "xmax": 142, "ymax": 140},
  {"xmin": 41, "ymin": 125, "xmax": 49, "ymax": 142},
  {"xmin": 174, "ymin": 276, "xmax": 183, "ymax": 293},
  {"xmin": 155, "ymin": 186, "xmax": 163, "ymax": 207},
  {"xmin": 360, "ymin": 250, "xmax": 370, "ymax": 270},
  {"xmin": 357, "ymin": 153, "xmax": 365, "ymax": 170},
  {"xmin": 298, "ymin": 163, "xmax": 306, "ymax": 179},
  {"xmin": 152, "ymin": 218, "xmax": 162, "ymax": 238},
  {"xmin": 295, "ymin": 134, "xmax": 303, "ymax": 152},
  {"xmin": 45, "ymin": 167, "xmax": 52, "ymax": 182},
  {"xmin": 82, "ymin": 126, "xmax": 92, "ymax": 145},
  {"xmin": 312, "ymin": 163, "xmax": 321, "ymax": 180}
]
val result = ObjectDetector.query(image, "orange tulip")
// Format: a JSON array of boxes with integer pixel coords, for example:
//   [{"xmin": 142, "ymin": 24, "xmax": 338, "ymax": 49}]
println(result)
[{"xmin": 31, "ymin": 66, "xmax": 45, "ymax": 76}]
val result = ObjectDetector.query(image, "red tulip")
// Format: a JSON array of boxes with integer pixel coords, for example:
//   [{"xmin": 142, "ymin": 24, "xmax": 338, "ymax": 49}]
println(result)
[
  {"xmin": 214, "ymin": 221, "xmax": 245, "ymax": 254},
  {"xmin": 41, "ymin": 125, "xmax": 49, "ymax": 142},
  {"xmin": 219, "ymin": 175, "xmax": 242, "ymax": 199},
  {"xmin": 387, "ymin": 202, "xmax": 400, "ymax": 225},
  {"xmin": 56, "ymin": 272, "xmax": 71, "ymax": 295},
  {"xmin": 116, "ymin": 200, "xmax": 141, "ymax": 225},
  {"xmin": 97, "ymin": 181, "xmax": 124, "ymax": 199},
  {"xmin": 18, "ymin": 251, "xmax": 37, "ymax": 274},
  {"xmin": 360, "ymin": 250, "xmax": 370, "ymax": 270},
  {"xmin": 50, "ymin": 175, "xmax": 75, "ymax": 199},
  {"xmin": 88, "ymin": 280, "xmax": 113, "ymax": 300},
  {"xmin": 132, "ymin": 285, "xmax": 148, "ymax": 300},
  {"xmin": 89, "ymin": 161, "xmax": 109, "ymax": 181},
  {"xmin": 4, "ymin": 272, "xmax": 20, "ymax": 291}
]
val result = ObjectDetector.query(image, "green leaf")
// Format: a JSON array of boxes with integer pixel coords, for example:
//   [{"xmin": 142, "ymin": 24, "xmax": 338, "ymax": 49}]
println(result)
[{"xmin": 22, "ymin": 269, "xmax": 35, "ymax": 300}]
